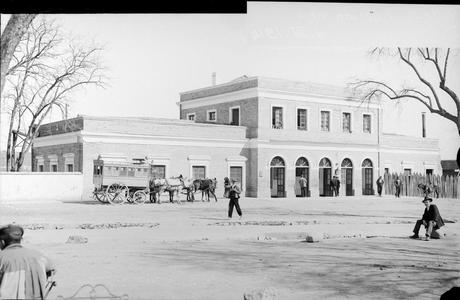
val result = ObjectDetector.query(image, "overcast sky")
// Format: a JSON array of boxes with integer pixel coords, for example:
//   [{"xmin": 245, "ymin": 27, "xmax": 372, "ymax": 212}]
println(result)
[{"xmin": 1, "ymin": 2, "xmax": 459, "ymax": 159}]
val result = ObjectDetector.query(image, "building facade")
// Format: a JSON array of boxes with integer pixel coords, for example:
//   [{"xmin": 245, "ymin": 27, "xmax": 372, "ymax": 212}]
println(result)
[{"xmin": 31, "ymin": 76, "xmax": 442, "ymax": 199}]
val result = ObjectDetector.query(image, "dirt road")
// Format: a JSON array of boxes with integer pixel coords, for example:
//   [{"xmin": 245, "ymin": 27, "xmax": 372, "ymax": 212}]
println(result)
[{"xmin": 1, "ymin": 196, "xmax": 459, "ymax": 299}]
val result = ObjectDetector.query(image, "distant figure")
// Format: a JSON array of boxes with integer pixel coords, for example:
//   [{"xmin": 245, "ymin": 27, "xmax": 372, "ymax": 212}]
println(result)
[
  {"xmin": 0, "ymin": 224, "xmax": 56, "ymax": 300},
  {"xmin": 335, "ymin": 177, "xmax": 341, "ymax": 196},
  {"xmin": 228, "ymin": 178, "xmax": 242, "ymax": 219},
  {"xmin": 330, "ymin": 176, "xmax": 339, "ymax": 197},
  {"xmin": 410, "ymin": 197, "xmax": 445, "ymax": 241},
  {"xmin": 298, "ymin": 175, "xmax": 308, "ymax": 197},
  {"xmin": 394, "ymin": 176, "xmax": 402, "ymax": 198},
  {"xmin": 417, "ymin": 183, "xmax": 432, "ymax": 198},
  {"xmin": 223, "ymin": 177, "xmax": 231, "ymax": 199},
  {"xmin": 329, "ymin": 177, "xmax": 336, "ymax": 197},
  {"xmin": 376, "ymin": 176, "xmax": 384, "ymax": 197}
]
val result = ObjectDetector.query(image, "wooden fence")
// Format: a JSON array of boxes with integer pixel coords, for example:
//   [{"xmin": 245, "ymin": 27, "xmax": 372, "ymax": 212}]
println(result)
[{"xmin": 383, "ymin": 173, "xmax": 459, "ymax": 199}]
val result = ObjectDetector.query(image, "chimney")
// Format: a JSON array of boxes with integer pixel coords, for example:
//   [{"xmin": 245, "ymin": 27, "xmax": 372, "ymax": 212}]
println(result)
[{"xmin": 212, "ymin": 72, "xmax": 216, "ymax": 86}]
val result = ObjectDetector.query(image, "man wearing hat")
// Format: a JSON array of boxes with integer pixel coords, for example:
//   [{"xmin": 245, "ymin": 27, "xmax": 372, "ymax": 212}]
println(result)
[
  {"xmin": 228, "ymin": 178, "xmax": 243, "ymax": 219},
  {"xmin": 410, "ymin": 197, "xmax": 445, "ymax": 241},
  {"xmin": 0, "ymin": 224, "xmax": 55, "ymax": 299}
]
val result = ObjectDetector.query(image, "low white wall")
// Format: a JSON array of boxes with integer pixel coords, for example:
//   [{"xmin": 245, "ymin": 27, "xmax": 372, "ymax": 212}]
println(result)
[{"xmin": 0, "ymin": 172, "xmax": 83, "ymax": 203}]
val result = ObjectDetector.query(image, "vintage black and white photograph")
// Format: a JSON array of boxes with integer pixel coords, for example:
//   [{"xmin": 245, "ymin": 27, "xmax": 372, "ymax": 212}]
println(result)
[{"xmin": 1, "ymin": 2, "xmax": 460, "ymax": 299}]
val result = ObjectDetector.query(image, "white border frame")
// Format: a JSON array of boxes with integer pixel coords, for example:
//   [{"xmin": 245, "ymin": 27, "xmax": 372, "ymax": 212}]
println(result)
[
  {"xmin": 270, "ymin": 104, "xmax": 286, "ymax": 130},
  {"xmin": 48, "ymin": 154, "xmax": 58, "ymax": 172},
  {"xmin": 295, "ymin": 106, "xmax": 309, "ymax": 131},
  {"xmin": 206, "ymin": 109, "xmax": 217, "ymax": 122},
  {"xmin": 63, "ymin": 153, "xmax": 75, "ymax": 172},
  {"xmin": 226, "ymin": 155, "xmax": 247, "ymax": 191},
  {"xmin": 146, "ymin": 156, "xmax": 171, "ymax": 178},
  {"xmin": 319, "ymin": 109, "xmax": 332, "ymax": 132},
  {"xmin": 361, "ymin": 112, "xmax": 373, "ymax": 134},
  {"xmin": 36, "ymin": 155, "xmax": 44, "ymax": 172},
  {"xmin": 341, "ymin": 110, "xmax": 353, "ymax": 134},
  {"xmin": 188, "ymin": 155, "xmax": 211, "ymax": 179},
  {"xmin": 229, "ymin": 105, "xmax": 241, "ymax": 126}
]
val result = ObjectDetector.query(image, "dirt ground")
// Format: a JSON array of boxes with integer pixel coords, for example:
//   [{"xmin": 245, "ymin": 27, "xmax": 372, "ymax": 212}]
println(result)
[{"xmin": 1, "ymin": 195, "xmax": 459, "ymax": 300}]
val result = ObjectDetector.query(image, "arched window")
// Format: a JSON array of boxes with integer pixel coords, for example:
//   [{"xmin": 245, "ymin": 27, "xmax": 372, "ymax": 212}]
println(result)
[
  {"xmin": 319, "ymin": 158, "xmax": 332, "ymax": 168},
  {"xmin": 341, "ymin": 158, "xmax": 353, "ymax": 168},
  {"xmin": 270, "ymin": 156, "xmax": 285, "ymax": 167},
  {"xmin": 362, "ymin": 159, "xmax": 373, "ymax": 168},
  {"xmin": 296, "ymin": 157, "xmax": 309, "ymax": 167}
]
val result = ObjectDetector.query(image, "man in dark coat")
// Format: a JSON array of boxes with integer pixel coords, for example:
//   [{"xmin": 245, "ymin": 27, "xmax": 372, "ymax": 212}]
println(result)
[
  {"xmin": 394, "ymin": 176, "xmax": 402, "ymax": 198},
  {"xmin": 410, "ymin": 197, "xmax": 445, "ymax": 241},
  {"xmin": 228, "ymin": 179, "xmax": 242, "ymax": 219}
]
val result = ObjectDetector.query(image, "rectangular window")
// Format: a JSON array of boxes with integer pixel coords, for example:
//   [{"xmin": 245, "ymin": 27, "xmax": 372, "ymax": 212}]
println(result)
[
  {"xmin": 321, "ymin": 111, "xmax": 330, "ymax": 131},
  {"xmin": 272, "ymin": 107, "xmax": 283, "ymax": 129},
  {"xmin": 384, "ymin": 168, "xmax": 389, "ymax": 175},
  {"xmin": 192, "ymin": 166, "xmax": 206, "ymax": 179},
  {"xmin": 426, "ymin": 169, "xmax": 433, "ymax": 175},
  {"xmin": 363, "ymin": 114, "xmax": 371, "ymax": 133},
  {"xmin": 297, "ymin": 109, "xmax": 307, "ymax": 130},
  {"xmin": 51, "ymin": 164, "xmax": 58, "ymax": 172},
  {"xmin": 38, "ymin": 165, "xmax": 44, "ymax": 172},
  {"xmin": 119, "ymin": 167, "xmax": 127, "ymax": 176},
  {"xmin": 128, "ymin": 167, "xmax": 135, "ymax": 177},
  {"xmin": 230, "ymin": 107, "xmax": 240, "ymax": 125},
  {"xmin": 207, "ymin": 110, "xmax": 216, "ymax": 122},
  {"xmin": 404, "ymin": 168, "xmax": 412, "ymax": 176},
  {"xmin": 422, "ymin": 112, "xmax": 426, "ymax": 138},
  {"xmin": 66, "ymin": 164, "xmax": 74, "ymax": 172},
  {"xmin": 187, "ymin": 113, "xmax": 195, "ymax": 121},
  {"xmin": 342, "ymin": 112, "xmax": 351, "ymax": 133},
  {"xmin": 151, "ymin": 165, "xmax": 166, "ymax": 179}
]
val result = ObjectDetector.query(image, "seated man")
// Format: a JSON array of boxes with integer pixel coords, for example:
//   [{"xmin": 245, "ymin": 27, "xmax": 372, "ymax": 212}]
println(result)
[
  {"xmin": 0, "ymin": 224, "xmax": 56, "ymax": 299},
  {"xmin": 410, "ymin": 197, "xmax": 445, "ymax": 241}
]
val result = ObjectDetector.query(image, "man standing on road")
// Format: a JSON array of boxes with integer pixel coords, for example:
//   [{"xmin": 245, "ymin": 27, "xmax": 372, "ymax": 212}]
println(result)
[
  {"xmin": 299, "ymin": 175, "xmax": 308, "ymax": 197},
  {"xmin": 410, "ymin": 197, "xmax": 445, "ymax": 241},
  {"xmin": 394, "ymin": 176, "xmax": 402, "ymax": 198},
  {"xmin": 0, "ymin": 224, "xmax": 56, "ymax": 299},
  {"xmin": 228, "ymin": 179, "xmax": 243, "ymax": 219},
  {"xmin": 376, "ymin": 176, "xmax": 384, "ymax": 197}
]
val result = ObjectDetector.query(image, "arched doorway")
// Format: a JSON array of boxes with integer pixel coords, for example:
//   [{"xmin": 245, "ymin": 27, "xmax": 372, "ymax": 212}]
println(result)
[
  {"xmin": 319, "ymin": 157, "xmax": 333, "ymax": 196},
  {"xmin": 341, "ymin": 158, "xmax": 354, "ymax": 196},
  {"xmin": 362, "ymin": 159, "xmax": 374, "ymax": 195},
  {"xmin": 295, "ymin": 157, "xmax": 310, "ymax": 197},
  {"xmin": 270, "ymin": 156, "xmax": 286, "ymax": 198}
]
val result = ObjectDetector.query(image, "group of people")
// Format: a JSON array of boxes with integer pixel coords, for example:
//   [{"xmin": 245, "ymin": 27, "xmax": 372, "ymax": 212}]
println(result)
[
  {"xmin": 330, "ymin": 176, "xmax": 341, "ymax": 196},
  {"xmin": 375, "ymin": 175, "xmax": 440, "ymax": 199}
]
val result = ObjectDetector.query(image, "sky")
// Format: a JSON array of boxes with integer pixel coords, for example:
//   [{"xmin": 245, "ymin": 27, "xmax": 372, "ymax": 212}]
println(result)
[{"xmin": 1, "ymin": 2, "xmax": 460, "ymax": 159}]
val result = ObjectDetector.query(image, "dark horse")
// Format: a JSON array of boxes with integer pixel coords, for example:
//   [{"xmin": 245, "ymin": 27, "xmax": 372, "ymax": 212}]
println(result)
[{"xmin": 193, "ymin": 178, "xmax": 217, "ymax": 202}]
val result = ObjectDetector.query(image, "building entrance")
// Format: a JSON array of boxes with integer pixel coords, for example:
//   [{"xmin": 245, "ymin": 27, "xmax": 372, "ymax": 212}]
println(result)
[
  {"xmin": 270, "ymin": 156, "xmax": 286, "ymax": 198},
  {"xmin": 319, "ymin": 158, "xmax": 333, "ymax": 196}
]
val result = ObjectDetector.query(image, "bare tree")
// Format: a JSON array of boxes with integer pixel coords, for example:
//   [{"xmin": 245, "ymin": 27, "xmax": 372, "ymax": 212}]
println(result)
[
  {"xmin": 1, "ymin": 14, "xmax": 37, "ymax": 95},
  {"xmin": 350, "ymin": 47, "xmax": 459, "ymax": 135},
  {"xmin": 3, "ymin": 17, "xmax": 106, "ymax": 171}
]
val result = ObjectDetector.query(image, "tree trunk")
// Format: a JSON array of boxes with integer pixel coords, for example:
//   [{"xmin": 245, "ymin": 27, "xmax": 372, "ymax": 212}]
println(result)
[{"xmin": 0, "ymin": 14, "xmax": 36, "ymax": 96}]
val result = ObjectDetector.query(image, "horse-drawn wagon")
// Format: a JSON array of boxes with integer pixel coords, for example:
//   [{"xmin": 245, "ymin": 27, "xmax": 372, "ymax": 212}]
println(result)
[
  {"xmin": 93, "ymin": 155, "xmax": 152, "ymax": 204},
  {"xmin": 92, "ymin": 154, "xmax": 219, "ymax": 205}
]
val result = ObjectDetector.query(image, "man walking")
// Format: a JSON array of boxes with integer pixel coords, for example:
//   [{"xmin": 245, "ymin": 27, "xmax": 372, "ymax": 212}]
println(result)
[
  {"xmin": 299, "ymin": 175, "xmax": 308, "ymax": 197},
  {"xmin": 0, "ymin": 224, "xmax": 56, "ymax": 299},
  {"xmin": 228, "ymin": 178, "xmax": 242, "ymax": 219},
  {"xmin": 376, "ymin": 176, "xmax": 384, "ymax": 197},
  {"xmin": 394, "ymin": 176, "xmax": 402, "ymax": 198},
  {"xmin": 410, "ymin": 197, "xmax": 444, "ymax": 241}
]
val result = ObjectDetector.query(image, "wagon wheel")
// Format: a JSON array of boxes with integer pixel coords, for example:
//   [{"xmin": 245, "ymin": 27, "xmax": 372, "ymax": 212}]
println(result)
[
  {"xmin": 133, "ymin": 190, "xmax": 147, "ymax": 204},
  {"xmin": 106, "ymin": 183, "xmax": 129, "ymax": 205},
  {"xmin": 94, "ymin": 189, "xmax": 108, "ymax": 204}
]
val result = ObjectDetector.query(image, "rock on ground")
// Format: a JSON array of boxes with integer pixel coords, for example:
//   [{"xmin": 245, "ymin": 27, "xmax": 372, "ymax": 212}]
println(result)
[{"xmin": 243, "ymin": 287, "xmax": 278, "ymax": 300}]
